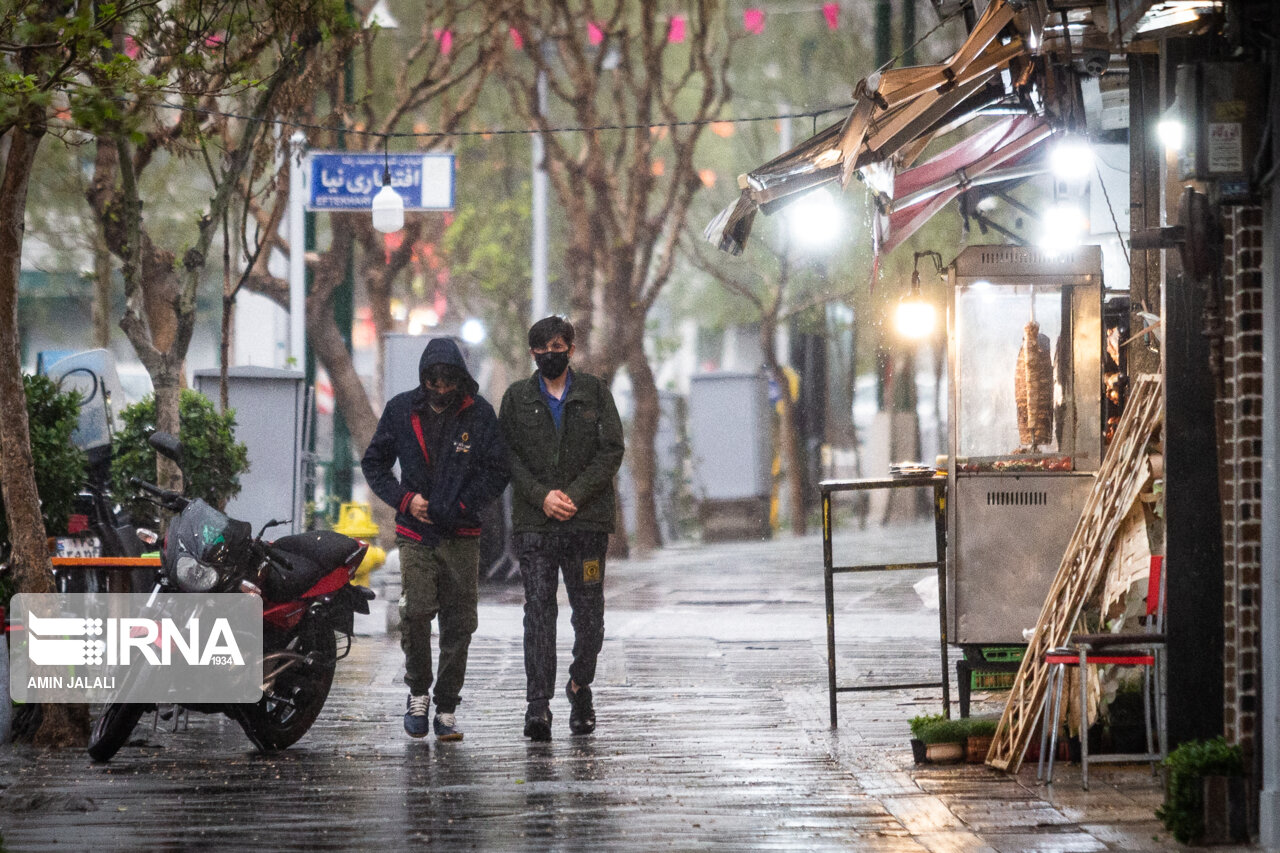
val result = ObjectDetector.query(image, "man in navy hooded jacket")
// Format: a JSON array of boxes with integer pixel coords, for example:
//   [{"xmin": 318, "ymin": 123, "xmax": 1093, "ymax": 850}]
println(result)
[{"xmin": 361, "ymin": 338, "xmax": 508, "ymax": 741}]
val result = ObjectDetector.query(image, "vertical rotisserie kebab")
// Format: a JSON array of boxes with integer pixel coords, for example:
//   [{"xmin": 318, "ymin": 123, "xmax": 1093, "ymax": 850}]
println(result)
[{"xmin": 1015, "ymin": 319, "xmax": 1054, "ymax": 450}]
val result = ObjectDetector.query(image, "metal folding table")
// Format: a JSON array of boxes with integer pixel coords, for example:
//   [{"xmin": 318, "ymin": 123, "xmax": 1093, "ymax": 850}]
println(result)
[{"xmin": 820, "ymin": 475, "xmax": 950, "ymax": 726}]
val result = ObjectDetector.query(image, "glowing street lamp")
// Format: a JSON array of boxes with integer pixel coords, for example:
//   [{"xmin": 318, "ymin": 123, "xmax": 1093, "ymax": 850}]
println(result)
[
  {"xmin": 371, "ymin": 135, "xmax": 405, "ymax": 233},
  {"xmin": 460, "ymin": 318, "xmax": 487, "ymax": 345}
]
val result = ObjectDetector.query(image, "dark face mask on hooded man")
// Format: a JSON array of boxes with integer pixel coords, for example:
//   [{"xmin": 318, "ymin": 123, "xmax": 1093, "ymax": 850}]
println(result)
[
  {"xmin": 422, "ymin": 365, "xmax": 464, "ymax": 409},
  {"xmin": 426, "ymin": 387, "xmax": 461, "ymax": 409}
]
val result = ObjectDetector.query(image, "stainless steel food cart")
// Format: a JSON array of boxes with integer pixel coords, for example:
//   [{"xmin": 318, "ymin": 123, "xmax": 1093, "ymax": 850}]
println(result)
[{"xmin": 945, "ymin": 246, "xmax": 1106, "ymax": 652}]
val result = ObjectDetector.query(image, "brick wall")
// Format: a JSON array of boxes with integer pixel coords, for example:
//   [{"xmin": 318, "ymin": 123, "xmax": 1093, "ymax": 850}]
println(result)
[{"xmin": 1218, "ymin": 204, "xmax": 1264, "ymax": 756}]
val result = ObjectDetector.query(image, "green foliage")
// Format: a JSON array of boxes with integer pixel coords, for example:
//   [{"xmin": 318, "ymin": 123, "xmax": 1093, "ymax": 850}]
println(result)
[
  {"xmin": 0, "ymin": 374, "xmax": 86, "ymax": 547},
  {"xmin": 110, "ymin": 390, "xmax": 249, "ymax": 519},
  {"xmin": 1156, "ymin": 737, "xmax": 1244, "ymax": 844},
  {"xmin": 909, "ymin": 713, "xmax": 945, "ymax": 740},
  {"xmin": 915, "ymin": 716, "xmax": 998, "ymax": 744},
  {"xmin": 965, "ymin": 718, "xmax": 998, "ymax": 737},
  {"xmin": 440, "ymin": 137, "xmax": 534, "ymax": 377}
]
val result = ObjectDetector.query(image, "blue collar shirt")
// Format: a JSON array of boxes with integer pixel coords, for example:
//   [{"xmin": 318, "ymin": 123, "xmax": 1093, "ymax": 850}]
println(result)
[{"xmin": 538, "ymin": 369, "xmax": 574, "ymax": 431}]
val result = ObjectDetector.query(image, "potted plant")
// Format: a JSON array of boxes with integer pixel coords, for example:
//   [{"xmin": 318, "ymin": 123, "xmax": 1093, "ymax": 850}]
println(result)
[
  {"xmin": 1156, "ymin": 737, "xmax": 1248, "ymax": 844},
  {"xmin": 964, "ymin": 718, "xmax": 998, "ymax": 764},
  {"xmin": 909, "ymin": 713, "xmax": 945, "ymax": 764},
  {"xmin": 917, "ymin": 718, "xmax": 972, "ymax": 764}
]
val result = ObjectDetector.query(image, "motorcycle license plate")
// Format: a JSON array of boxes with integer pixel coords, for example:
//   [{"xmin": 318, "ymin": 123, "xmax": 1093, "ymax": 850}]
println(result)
[{"xmin": 54, "ymin": 536, "xmax": 102, "ymax": 558}]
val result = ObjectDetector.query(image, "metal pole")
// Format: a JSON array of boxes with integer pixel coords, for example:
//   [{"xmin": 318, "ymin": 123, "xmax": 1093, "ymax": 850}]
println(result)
[
  {"xmin": 934, "ymin": 480, "xmax": 951, "ymax": 718},
  {"xmin": 331, "ymin": 21, "xmax": 356, "ymax": 505},
  {"xmin": 823, "ymin": 490, "xmax": 837, "ymax": 727},
  {"xmin": 531, "ymin": 60, "xmax": 548, "ymax": 322},
  {"xmin": 288, "ymin": 132, "xmax": 306, "ymax": 368},
  {"xmin": 1259, "ymin": 102, "xmax": 1280, "ymax": 851}
]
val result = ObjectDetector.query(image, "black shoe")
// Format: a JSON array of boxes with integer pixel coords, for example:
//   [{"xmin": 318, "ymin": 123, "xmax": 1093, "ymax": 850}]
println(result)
[
  {"xmin": 524, "ymin": 703, "xmax": 552, "ymax": 742},
  {"xmin": 566, "ymin": 681, "xmax": 596, "ymax": 735}
]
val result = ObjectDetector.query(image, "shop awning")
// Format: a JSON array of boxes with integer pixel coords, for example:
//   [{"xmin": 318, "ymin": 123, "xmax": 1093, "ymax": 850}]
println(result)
[
  {"xmin": 705, "ymin": 0, "xmax": 1050, "ymax": 256},
  {"xmin": 872, "ymin": 114, "xmax": 1054, "ymax": 256}
]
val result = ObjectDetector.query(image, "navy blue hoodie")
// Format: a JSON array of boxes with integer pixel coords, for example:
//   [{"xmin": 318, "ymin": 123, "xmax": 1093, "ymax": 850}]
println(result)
[{"xmin": 361, "ymin": 338, "xmax": 509, "ymax": 546}]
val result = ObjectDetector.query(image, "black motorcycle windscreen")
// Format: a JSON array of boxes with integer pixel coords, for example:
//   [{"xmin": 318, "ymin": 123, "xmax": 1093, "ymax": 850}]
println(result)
[{"xmin": 164, "ymin": 499, "xmax": 253, "ymax": 567}]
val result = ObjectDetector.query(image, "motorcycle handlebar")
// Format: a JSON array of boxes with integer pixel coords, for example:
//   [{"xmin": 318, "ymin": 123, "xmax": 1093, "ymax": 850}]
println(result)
[{"xmin": 128, "ymin": 477, "xmax": 189, "ymax": 512}]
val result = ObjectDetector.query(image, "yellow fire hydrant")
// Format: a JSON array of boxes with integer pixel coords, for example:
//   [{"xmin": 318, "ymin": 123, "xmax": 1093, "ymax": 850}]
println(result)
[{"xmin": 333, "ymin": 502, "xmax": 386, "ymax": 588}]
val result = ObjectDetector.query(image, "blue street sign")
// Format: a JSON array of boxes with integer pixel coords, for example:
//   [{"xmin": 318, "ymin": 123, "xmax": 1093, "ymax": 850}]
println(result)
[{"xmin": 306, "ymin": 151, "xmax": 455, "ymax": 212}]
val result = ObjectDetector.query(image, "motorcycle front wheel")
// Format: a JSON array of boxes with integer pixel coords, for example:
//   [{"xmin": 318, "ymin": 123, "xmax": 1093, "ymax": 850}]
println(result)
[
  {"xmin": 87, "ymin": 703, "xmax": 148, "ymax": 763},
  {"xmin": 236, "ymin": 618, "xmax": 337, "ymax": 752}
]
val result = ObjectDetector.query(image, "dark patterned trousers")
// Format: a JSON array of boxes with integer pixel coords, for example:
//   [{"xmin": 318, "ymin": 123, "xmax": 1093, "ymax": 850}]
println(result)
[
  {"xmin": 515, "ymin": 531, "xmax": 608, "ymax": 707},
  {"xmin": 398, "ymin": 537, "xmax": 479, "ymax": 713}
]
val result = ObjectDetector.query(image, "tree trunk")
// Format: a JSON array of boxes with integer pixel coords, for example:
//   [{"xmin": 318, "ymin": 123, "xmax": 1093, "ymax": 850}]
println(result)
[
  {"xmin": 308, "ymin": 289, "xmax": 379, "ymax": 455},
  {"xmin": 626, "ymin": 344, "xmax": 662, "ymax": 555},
  {"xmin": 776, "ymin": 380, "xmax": 807, "ymax": 535},
  {"xmin": 1, "ymin": 122, "xmax": 91, "ymax": 747},
  {"xmin": 0, "ymin": 124, "xmax": 53, "ymax": 596},
  {"xmin": 92, "ymin": 230, "xmax": 112, "ymax": 349},
  {"xmin": 760, "ymin": 315, "xmax": 807, "ymax": 536},
  {"xmin": 884, "ymin": 348, "xmax": 926, "ymax": 519}
]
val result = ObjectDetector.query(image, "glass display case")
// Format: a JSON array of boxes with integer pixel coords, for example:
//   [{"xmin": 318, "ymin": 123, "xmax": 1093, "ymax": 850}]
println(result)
[{"xmin": 945, "ymin": 245, "xmax": 1104, "ymax": 645}]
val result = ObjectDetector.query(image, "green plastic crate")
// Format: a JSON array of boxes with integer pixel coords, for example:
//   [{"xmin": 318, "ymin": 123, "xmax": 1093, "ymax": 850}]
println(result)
[
  {"xmin": 971, "ymin": 670, "xmax": 1018, "ymax": 691},
  {"xmin": 980, "ymin": 646, "xmax": 1025, "ymax": 664}
]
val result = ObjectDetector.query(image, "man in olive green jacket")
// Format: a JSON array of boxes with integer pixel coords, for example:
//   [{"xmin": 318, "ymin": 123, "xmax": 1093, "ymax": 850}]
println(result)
[{"xmin": 498, "ymin": 316, "xmax": 625, "ymax": 741}]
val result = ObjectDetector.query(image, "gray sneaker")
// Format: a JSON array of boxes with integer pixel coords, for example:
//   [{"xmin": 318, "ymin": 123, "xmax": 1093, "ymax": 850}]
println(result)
[{"xmin": 433, "ymin": 711, "xmax": 463, "ymax": 742}]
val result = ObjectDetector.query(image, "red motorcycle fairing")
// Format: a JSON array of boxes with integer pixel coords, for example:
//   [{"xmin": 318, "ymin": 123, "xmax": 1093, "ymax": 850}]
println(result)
[
  {"xmin": 304, "ymin": 564, "xmax": 359, "ymax": 599},
  {"xmin": 261, "ymin": 565, "xmax": 371, "ymax": 631},
  {"xmin": 262, "ymin": 601, "xmax": 307, "ymax": 630}
]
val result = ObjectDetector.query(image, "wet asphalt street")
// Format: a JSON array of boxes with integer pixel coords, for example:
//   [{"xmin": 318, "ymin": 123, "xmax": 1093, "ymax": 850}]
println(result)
[{"xmin": 0, "ymin": 520, "xmax": 1260, "ymax": 851}]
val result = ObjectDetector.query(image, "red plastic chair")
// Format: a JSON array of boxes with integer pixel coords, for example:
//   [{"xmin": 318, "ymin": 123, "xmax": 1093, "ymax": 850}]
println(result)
[{"xmin": 1037, "ymin": 555, "xmax": 1166, "ymax": 789}]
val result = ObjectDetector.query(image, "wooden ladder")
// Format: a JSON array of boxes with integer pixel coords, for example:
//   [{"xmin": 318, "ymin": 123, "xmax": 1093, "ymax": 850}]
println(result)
[{"xmin": 986, "ymin": 373, "xmax": 1164, "ymax": 772}]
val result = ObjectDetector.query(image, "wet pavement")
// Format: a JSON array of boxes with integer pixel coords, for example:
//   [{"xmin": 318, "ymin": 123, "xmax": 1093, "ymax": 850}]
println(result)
[{"xmin": 0, "ymin": 520, "xmax": 1261, "ymax": 851}]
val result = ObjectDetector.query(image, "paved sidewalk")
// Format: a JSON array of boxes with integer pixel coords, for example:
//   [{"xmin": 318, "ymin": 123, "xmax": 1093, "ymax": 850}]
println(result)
[{"xmin": 0, "ymin": 521, "xmax": 1260, "ymax": 851}]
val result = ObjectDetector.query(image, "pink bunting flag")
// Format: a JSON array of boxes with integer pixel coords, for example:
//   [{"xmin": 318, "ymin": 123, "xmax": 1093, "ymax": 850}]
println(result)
[
  {"xmin": 823, "ymin": 3, "xmax": 839, "ymax": 30},
  {"xmin": 123, "ymin": 35, "xmax": 140, "ymax": 59},
  {"xmin": 509, "ymin": 27, "xmax": 523, "ymax": 49},
  {"xmin": 668, "ymin": 15, "xmax": 686, "ymax": 43},
  {"xmin": 433, "ymin": 29, "xmax": 453, "ymax": 55},
  {"xmin": 743, "ymin": 8, "xmax": 765, "ymax": 34},
  {"xmin": 588, "ymin": 22, "xmax": 604, "ymax": 45}
]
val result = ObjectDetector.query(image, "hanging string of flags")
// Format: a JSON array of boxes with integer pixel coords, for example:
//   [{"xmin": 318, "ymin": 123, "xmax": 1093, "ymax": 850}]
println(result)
[{"xmin": 429, "ymin": 4, "xmax": 845, "ymax": 52}]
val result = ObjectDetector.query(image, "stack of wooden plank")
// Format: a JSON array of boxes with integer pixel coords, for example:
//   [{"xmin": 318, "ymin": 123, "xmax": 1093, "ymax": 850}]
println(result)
[{"xmin": 986, "ymin": 373, "xmax": 1164, "ymax": 772}]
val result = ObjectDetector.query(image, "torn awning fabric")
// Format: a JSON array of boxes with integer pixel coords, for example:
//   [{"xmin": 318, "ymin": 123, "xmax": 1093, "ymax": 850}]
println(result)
[
  {"xmin": 704, "ymin": 0, "xmax": 1048, "ymax": 256},
  {"xmin": 873, "ymin": 114, "xmax": 1054, "ymax": 256}
]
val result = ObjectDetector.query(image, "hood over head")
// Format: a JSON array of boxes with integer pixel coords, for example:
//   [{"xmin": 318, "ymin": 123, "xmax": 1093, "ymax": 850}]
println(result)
[{"xmin": 417, "ymin": 337, "xmax": 478, "ymax": 399}]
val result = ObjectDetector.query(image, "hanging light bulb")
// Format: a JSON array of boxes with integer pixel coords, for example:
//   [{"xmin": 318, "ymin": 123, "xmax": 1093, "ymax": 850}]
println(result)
[
  {"xmin": 372, "ymin": 137, "xmax": 404, "ymax": 233},
  {"xmin": 895, "ymin": 270, "xmax": 936, "ymax": 339},
  {"xmin": 896, "ymin": 251, "xmax": 942, "ymax": 340}
]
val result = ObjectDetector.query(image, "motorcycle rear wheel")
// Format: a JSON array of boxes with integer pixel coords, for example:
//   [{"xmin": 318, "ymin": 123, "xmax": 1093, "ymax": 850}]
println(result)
[
  {"xmin": 87, "ymin": 703, "xmax": 148, "ymax": 763},
  {"xmin": 237, "ymin": 619, "xmax": 337, "ymax": 751}
]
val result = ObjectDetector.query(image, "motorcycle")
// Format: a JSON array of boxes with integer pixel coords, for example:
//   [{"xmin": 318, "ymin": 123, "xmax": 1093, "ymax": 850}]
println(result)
[{"xmin": 87, "ymin": 432, "xmax": 375, "ymax": 762}]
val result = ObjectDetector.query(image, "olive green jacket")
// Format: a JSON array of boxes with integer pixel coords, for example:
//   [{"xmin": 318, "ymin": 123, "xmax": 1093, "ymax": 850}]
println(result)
[{"xmin": 498, "ymin": 370, "xmax": 625, "ymax": 533}]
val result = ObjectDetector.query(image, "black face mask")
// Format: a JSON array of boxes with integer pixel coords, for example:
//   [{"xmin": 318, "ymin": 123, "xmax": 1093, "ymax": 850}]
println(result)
[
  {"xmin": 534, "ymin": 350, "xmax": 570, "ymax": 380},
  {"xmin": 426, "ymin": 387, "xmax": 460, "ymax": 409}
]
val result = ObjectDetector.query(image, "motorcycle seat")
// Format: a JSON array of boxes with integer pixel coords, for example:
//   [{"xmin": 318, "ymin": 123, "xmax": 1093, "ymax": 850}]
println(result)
[{"xmin": 264, "ymin": 531, "xmax": 362, "ymax": 600}]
